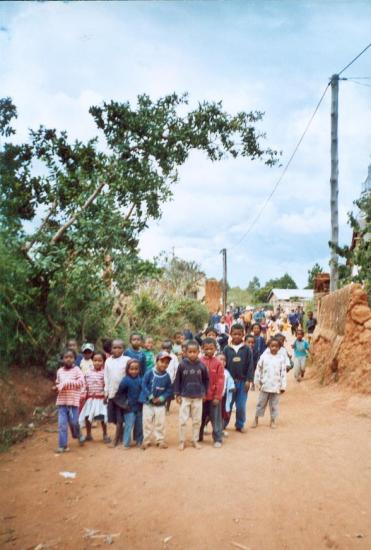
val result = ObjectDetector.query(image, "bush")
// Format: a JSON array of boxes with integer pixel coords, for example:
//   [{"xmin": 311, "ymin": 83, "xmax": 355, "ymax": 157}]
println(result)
[{"xmin": 156, "ymin": 298, "xmax": 209, "ymax": 334}]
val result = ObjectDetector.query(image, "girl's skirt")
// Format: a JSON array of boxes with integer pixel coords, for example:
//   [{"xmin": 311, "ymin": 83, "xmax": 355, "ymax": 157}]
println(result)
[{"xmin": 79, "ymin": 398, "xmax": 107, "ymax": 426}]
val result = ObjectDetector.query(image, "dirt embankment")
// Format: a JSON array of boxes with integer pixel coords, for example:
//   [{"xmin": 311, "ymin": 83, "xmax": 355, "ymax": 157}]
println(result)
[
  {"xmin": 310, "ymin": 283, "xmax": 371, "ymax": 394},
  {"xmin": 0, "ymin": 367, "xmax": 54, "ymax": 449}
]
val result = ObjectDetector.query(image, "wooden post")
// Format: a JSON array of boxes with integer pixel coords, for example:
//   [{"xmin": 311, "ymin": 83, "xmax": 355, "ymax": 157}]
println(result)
[{"xmin": 330, "ymin": 74, "xmax": 339, "ymax": 292}]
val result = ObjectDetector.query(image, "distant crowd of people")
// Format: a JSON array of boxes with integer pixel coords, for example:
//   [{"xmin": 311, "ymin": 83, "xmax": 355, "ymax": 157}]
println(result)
[{"xmin": 54, "ymin": 305, "xmax": 314, "ymax": 454}]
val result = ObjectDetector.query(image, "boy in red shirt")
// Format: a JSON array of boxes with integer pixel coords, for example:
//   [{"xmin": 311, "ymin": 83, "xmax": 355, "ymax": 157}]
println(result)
[{"xmin": 199, "ymin": 337, "xmax": 225, "ymax": 448}]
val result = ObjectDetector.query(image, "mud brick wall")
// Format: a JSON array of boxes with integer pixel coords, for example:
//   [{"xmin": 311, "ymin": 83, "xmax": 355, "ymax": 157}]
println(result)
[
  {"xmin": 311, "ymin": 283, "xmax": 371, "ymax": 394},
  {"xmin": 205, "ymin": 280, "xmax": 222, "ymax": 313}
]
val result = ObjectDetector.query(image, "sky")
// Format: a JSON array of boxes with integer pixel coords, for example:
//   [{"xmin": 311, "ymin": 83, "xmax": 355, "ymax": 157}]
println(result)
[{"xmin": 1, "ymin": 0, "xmax": 370, "ymax": 288}]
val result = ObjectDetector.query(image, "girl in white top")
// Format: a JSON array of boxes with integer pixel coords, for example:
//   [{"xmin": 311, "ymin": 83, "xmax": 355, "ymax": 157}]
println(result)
[{"xmin": 253, "ymin": 338, "xmax": 287, "ymax": 429}]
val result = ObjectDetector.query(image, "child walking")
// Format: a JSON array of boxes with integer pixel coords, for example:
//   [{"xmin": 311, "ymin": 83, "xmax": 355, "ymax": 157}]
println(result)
[
  {"xmin": 223, "ymin": 324, "xmax": 254, "ymax": 433},
  {"xmin": 174, "ymin": 340, "xmax": 209, "ymax": 451},
  {"xmin": 104, "ymin": 339, "xmax": 129, "ymax": 447},
  {"xmin": 292, "ymin": 329, "xmax": 310, "ymax": 381},
  {"xmin": 199, "ymin": 338, "xmax": 224, "ymax": 448},
  {"xmin": 55, "ymin": 349, "xmax": 85, "ymax": 453},
  {"xmin": 253, "ymin": 338, "xmax": 287, "ymax": 429},
  {"xmin": 140, "ymin": 352, "xmax": 173, "ymax": 449},
  {"xmin": 79, "ymin": 351, "xmax": 110, "ymax": 444},
  {"xmin": 115, "ymin": 359, "xmax": 143, "ymax": 449}
]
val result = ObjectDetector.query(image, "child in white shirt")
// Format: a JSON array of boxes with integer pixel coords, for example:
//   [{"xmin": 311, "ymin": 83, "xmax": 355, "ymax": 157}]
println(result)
[{"xmin": 253, "ymin": 338, "xmax": 287, "ymax": 429}]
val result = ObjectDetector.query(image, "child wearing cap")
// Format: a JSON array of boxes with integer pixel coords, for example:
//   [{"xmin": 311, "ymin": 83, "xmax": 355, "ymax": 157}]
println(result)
[
  {"xmin": 140, "ymin": 351, "xmax": 173, "ymax": 449},
  {"xmin": 79, "ymin": 343, "xmax": 95, "ymax": 375}
]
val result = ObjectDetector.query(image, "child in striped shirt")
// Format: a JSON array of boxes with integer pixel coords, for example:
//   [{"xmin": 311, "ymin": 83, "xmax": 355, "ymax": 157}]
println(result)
[
  {"xmin": 79, "ymin": 352, "xmax": 111, "ymax": 444},
  {"xmin": 55, "ymin": 349, "xmax": 86, "ymax": 453}
]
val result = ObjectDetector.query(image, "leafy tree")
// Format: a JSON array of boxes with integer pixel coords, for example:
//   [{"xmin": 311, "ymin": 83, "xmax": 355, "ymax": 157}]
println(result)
[
  {"xmin": 0, "ymin": 94, "xmax": 278, "ymax": 367},
  {"xmin": 252, "ymin": 273, "xmax": 297, "ymax": 304},
  {"xmin": 265, "ymin": 273, "xmax": 297, "ymax": 289},
  {"xmin": 306, "ymin": 262, "xmax": 323, "ymax": 289},
  {"xmin": 331, "ymin": 190, "xmax": 371, "ymax": 300},
  {"xmin": 247, "ymin": 276, "xmax": 260, "ymax": 292},
  {"xmin": 158, "ymin": 253, "xmax": 205, "ymax": 298}
]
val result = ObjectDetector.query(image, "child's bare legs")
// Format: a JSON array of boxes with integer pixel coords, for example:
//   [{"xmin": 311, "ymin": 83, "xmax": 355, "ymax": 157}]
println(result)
[
  {"xmin": 85, "ymin": 419, "xmax": 93, "ymax": 441},
  {"xmin": 102, "ymin": 421, "xmax": 111, "ymax": 443}
]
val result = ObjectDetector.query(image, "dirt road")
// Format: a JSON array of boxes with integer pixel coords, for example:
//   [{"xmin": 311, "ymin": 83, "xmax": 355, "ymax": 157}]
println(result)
[{"xmin": 0, "ymin": 371, "xmax": 370, "ymax": 550}]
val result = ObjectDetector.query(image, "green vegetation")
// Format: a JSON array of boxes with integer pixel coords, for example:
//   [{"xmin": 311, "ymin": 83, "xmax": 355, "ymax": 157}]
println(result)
[
  {"xmin": 306, "ymin": 263, "xmax": 323, "ymax": 289},
  {"xmin": 331, "ymin": 190, "xmax": 371, "ymax": 302},
  {"xmin": 250, "ymin": 273, "xmax": 297, "ymax": 304},
  {"xmin": 0, "ymin": 95, "xmax": 278, "ymax": 368},
  {"xmin": 229, "ymin": 273, "xmax": 298, "ymax": 307}
]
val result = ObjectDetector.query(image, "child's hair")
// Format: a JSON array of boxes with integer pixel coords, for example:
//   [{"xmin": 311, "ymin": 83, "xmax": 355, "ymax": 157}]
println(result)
[
  {"xmin": 216, "ymin": 352, "xmax": 226, "ymax": 363},
  {"xmin": 230, "ymin": 323, "xmax": 244, "ymax": 333},
  {"xmin": 268, "ymin": 337, "xmax": 280, "ymax": 346},
  {"xmin": 205, "ymin": 326, "xmax": 217, "ymax": 336},
  {"xmin": 92, "ymin": 351, "xmax": 106, "ymax": 362},
  {"xmin": 185, "ymin": 340, "xmax": 199, "ymax": 350},
  {"xmin": 126, "ymin": 359, "xmax": 141, "ymax": 374},
  {"xmin": 130, "ymin": 332, "xmax": 143, "ymax": 342},
  {"xmin": 112, "ymin": 338, "xmax": 124, "ymax": 347},
  {"xmin": 174, "ymin": 331, "xmax": 182, "ymax": 338},
  {"xmin": 252, "ymin": 323, "xmax": 261, "ymax": 330},
  {"xmin": 63, "ymin": 348, "xmax": 77, "ymax": 359},
  {"xmin": 162, "ymin": 340, "xmax": 173, "ymax": 350},
  {"xmin": 245, "ymin": 333, "xmax": 254, "ymax": 341},
  {"xmin": 145, "ymin": 335, "xmax": 153, "ymax": 342},
  {"xmin": 202, "ymin": 337, "xmax": 217, "ymax": 347},
  {"xmin": 296, "ymin": 328, "xmax": 304, "ymax": 335},
  {"xmin": 102, "ymin": 339, "xmax": 112, "ymax": 354}
]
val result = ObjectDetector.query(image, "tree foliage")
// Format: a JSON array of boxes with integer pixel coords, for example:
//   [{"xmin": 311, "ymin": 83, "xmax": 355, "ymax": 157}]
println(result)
[
  {"xmin": 0, "ymin": 94, "xmax": 278, "ymax": 367},
  {"xmin": 251, "ymin": 273, "xmax": 297, "ymax": 304},
  {"xmin": 306, "ymin": 262, "xmax": 323, "ymax": 289},
  {"xmin": 331, "ymin": 191, "xmax": 371, "ymax": 300},
  {"xmin": 247, "ymin": 276, "xmax": 260, "ymax": 292}
]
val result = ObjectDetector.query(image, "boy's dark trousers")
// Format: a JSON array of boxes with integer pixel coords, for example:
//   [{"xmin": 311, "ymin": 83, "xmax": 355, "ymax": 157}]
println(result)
[{"xmin": 199, "ymin": 400, "xmax": 223, "ymax": 443}]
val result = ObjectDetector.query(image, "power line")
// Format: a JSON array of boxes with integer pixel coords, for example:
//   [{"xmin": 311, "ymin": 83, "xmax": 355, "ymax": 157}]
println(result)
[
  {"xmin": 229, "ymin": 83, "xmax": 330, "ymax": 250},
  {"xmin": 228, "ymin": 43, "xmax": 371, "ymax": 250},
  {"xmin": 345, "ymin": 76, "xmax": 371, "ymax": 80},
  {"xmin": 345, "ymin": 79, "xmax": 371, "ymax": 89},
  {"xmin": 337, "ymin": 43, "xmax": 371, "ymax": 76}
]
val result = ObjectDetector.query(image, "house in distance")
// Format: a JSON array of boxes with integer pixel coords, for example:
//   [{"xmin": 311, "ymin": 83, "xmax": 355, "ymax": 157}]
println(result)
[{"xmin": 268, "ymin": 288, "xmax": 314, "ymax": 313}]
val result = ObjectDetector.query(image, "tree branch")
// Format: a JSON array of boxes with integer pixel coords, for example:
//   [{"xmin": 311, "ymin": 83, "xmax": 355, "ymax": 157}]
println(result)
[
  {"xmin": 24, "ymin": 199, "xmax": 57, "ymax": 253},
  {"xmin": 50, "ymin": 181, "xmax": 105, "ymax": 245}
]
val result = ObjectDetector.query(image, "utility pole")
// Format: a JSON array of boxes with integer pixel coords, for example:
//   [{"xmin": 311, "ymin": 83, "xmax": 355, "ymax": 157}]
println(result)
[
  {"xmin": 220, "ymin": 248, "xmax": 227, "ymax": 314},
  {"xmin": 330, "ymin": 74, "xmax": 339, "ymax": 292}
]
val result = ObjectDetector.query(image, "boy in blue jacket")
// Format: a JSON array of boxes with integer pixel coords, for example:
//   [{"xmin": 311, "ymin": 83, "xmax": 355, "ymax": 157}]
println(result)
[
  {"xmin": 140, "ymin": 352, "xmax": 173, "ymax": 449},
  {"xmin": 174, "ymin": 340, "xmax": 209, "ymax": 451},
  {"xmin": 223, "ymin": 324, "xmax": 254, "ymax": 433}
]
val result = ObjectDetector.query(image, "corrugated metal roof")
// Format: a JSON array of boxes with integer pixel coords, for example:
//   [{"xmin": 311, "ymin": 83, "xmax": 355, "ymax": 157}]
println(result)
[{"xmin": 268, "ymin": 288, "xmax": 314, "ymax": 300}]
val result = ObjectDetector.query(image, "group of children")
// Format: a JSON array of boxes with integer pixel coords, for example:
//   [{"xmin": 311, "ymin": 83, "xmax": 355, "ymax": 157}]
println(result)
[{"xmin": 54, "ymin": 323, "xmax": 310, "ymax": 453}]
